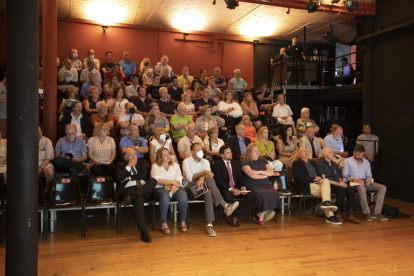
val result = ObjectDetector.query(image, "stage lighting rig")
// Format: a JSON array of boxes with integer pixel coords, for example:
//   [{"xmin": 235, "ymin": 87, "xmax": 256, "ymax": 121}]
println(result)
[{"xmin": 344, "ymin": 0, "xmax": 359, "ymax": 12}]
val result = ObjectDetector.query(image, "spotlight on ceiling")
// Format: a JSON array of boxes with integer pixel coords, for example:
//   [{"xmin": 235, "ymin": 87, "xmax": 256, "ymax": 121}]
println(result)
[
  {"xmin": 224, "ymin": 0, "xmax": 239, "ymax": 10},
  {"xmin": 102, "ymin": 26, "xmax": 108, "ymax": 33},
  {"xmin": 331, "ymin": 0, "xmax": 341, "ymax": 3},
  {"xmin": 183, "ymin": 33, "xmax": 189, "ymax": 40},
  {"xmin": 344, "ymin": 0, "xmax": 359, "ymax": 12},
  {"xmin": 307, "ymin": 0, "xmax": 320, "ymax": 13},
  {"xmin": 253, "ymin": 40, "xmax": 259, "ymax": 44}
]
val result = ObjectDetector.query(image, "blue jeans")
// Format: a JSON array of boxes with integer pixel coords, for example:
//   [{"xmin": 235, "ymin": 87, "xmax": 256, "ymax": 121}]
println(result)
[{"xmin": 153, "ymin": 187, "xmax": 188, "ymax": 224}]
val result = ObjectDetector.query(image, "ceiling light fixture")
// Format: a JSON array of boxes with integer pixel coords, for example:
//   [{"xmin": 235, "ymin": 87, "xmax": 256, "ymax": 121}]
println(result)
[
  {"xmin": 173, "ymin": 12, "xmax": 205, "ymax": 31},
  {"xmin": 253, "ymin": 40, "xmax": 259, "ymax": 44},
  {"xmin": 84, "ymin": 3, "xmax": 127, "ymax": 25},
  {"xmin": 183, "ymin": 33, "xmax": 189, "ymax": 40},
  {"xmin": 344, "ymin": 0, "xmax": 359, "ymax": 12},
  {"xmin": 240, "ymin": 17, "xmax": 277, "ymax": 37},
  {"xmin": 102, "ymin": 26, "xmax": 108, "ymax": 33},
  {"xmin": 331, "ymin": 0, "xmax": 341, "ymax": 3},
  {"xmin": 224, "ymin": 0, "xmax": 239, "ymax": 10},
  {"xmin": 307, "ymin": 0, "xmax": 320, "ymax": 13}
]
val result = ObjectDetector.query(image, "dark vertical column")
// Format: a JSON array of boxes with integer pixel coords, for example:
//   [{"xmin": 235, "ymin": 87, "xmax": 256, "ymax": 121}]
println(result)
[
  {"xmin": 6, "ymin": 0, "xmax": 39, "ymax": 275},
  {"xmin": 362, "ymin": 39, "xmax": 374, "ymax": 124},
  {"xmin": 42, "ymin": 0, "xmax": 58, "ymax": 144}
]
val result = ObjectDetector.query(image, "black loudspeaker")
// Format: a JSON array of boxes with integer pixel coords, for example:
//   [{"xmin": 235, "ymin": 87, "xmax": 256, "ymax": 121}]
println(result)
[{"xmin": 323, "ymin": 31, "xmax": 337, "ymax": 45}]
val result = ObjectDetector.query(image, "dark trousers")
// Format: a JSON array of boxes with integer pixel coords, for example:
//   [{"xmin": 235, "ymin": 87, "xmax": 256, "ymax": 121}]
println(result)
[
  {"xmin": 220, "ymin": 115, "xmax": 242, "ymax": 135},
  {"xmin": 330, "ymin": 185, "xmax": 356, "ymax": 212},
  {"xmin": 219, "ymin": 188, "xmax": 257, "ymax": 218},
  {"xmin": 121, "ymin": 178, "xmax": 157, "ymax": 230},
  {"xmin": 53, "ymin": 157, "xmax": 83, "ymax": 178},
  {"xmin": 90, "ymin": 163, "xmax": 117, "ymax": 180}
]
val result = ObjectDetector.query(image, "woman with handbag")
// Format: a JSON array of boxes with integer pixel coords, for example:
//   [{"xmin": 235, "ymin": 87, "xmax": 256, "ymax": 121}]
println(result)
[
  {"xmin": 150, "ymin": 148, "xmax": 188, "ymax": 234},
  {"xmin": 204, "ymin": 126, "xmax": 224, "ymax": 162}
]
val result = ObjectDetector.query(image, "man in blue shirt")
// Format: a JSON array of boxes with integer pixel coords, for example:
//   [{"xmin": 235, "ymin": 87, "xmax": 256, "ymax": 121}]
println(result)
[
  {"xmin": 119, "ymin": 123, "xmax": 148, "ymax": 161},
  {"xmin": 323, "ymin": 125, "xmax": 349, "ymax": 166},
  {"xmin": 53, "ymin": 124, "xmax": 88, "ymax": 178},
  {"xmin": 119, "ymin": 50, "xmax": 136, "ymax": 82},
  {"xmin": 342, "ymin": 144, "xmax": 388, "ymax": 222}
]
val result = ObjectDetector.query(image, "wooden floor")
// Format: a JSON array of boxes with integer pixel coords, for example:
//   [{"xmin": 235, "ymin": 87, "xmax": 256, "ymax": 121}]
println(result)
[{"xmin": 1, "ymin": 198, "xmax": 414, "ymax": 276}]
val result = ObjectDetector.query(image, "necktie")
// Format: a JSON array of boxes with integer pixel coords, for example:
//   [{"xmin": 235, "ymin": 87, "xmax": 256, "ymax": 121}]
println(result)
[
  {"xmin": 131, "ymin": 166, "xmax": 142, "ymax": 189},
  {"xmin": 226, "ymin": 161, "xmax": 235, "ymax": 189}
]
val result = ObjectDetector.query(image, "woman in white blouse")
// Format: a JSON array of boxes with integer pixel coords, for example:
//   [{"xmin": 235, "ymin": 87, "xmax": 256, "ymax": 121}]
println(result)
[
  {"xmin": 218, "ymin": 90, "xmax": 244, "ymax": 133},
  {"xmin": 108, "ymin": 87, "xmax": 128, "ymax": 118},
  {"xmin": 204, "ymin": 126, "xmax": 224, "ymax": 161},
  {"xmin": 149, "ymin": 127, "xmax": 178, "ymax": 165},
  {"xmin": 151, "ymin": 148, "xmax": 188, "ymax": 234}
]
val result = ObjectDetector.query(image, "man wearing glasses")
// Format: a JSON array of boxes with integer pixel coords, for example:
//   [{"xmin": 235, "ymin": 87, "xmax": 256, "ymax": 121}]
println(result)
[
  {"xmin": 132, "ymin": 86, "xmax": 153, "ymax": 118},
  {"xmin": 53, "ymin": 124, "xmax": 88, "ymax": 178}
]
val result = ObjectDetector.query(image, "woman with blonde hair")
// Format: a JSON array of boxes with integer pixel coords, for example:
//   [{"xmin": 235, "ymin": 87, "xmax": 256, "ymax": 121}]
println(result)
[
  {"xmin": 296, "ymin": 107, "xmax": 319, "ymax": 139},
  {"xmin": 240, "ymin": 115, "xmax": 258, "ymax": 143},
  {"xmin": 182, "ymin": 91, "xmax": 197, "ymax": 119},
  {"xmin": 195, "ymin": 105, "xmax": 217, "ymax": 139},
  {"xmin": 241, "ymin": 143, "xmax": 281, "ymax": 225},
  {"xmin": 86, "ymin": 123, "xmax": 116, "ymax": 178},
  {"xmin": 150, "ymin": 148, "xmax": 188, "ymax": 234},
  {"xmin": 204, "ymin": 126, "xmax": 224, "ymax": 161},
  {"xmin": 149, "ymin": 127, "xmax": 177, "ymax": 165},
  {"xmin": 240, "ymin": 92, "xmax": 262, "ymax": 129},
  {"xmin": 255, "ymin": 126, "xmax": 284, "ymax": 172}
]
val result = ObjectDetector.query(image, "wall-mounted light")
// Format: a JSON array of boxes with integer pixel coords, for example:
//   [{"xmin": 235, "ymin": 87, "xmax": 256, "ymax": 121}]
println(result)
[
  {"xmin": 183, "ymin": 33, "xmax": 189, "ymax": 40},
  {"xmin": 102, "ymin": 26, "xmax": 108, "ymax": 33},
  {"xmin": 253, "ymin": 40, "xmax": 259, "ymax": 44}
]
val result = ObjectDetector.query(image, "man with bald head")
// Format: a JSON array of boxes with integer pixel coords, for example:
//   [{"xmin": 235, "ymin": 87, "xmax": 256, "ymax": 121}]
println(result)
[
  {"xmin": 58, "ymin": 58, "xmax": 78, "ymax": 84},
  {"xmin": 177, "ymin": 123, "xmax": 203, "ymax": 160},
  {"xmin": 324, "ymin": 125, "xmax": 349, "ymax": 166},
  {"xmin": 54, "ymin": 124, "xmax": 88, "ymax": 178},
  {"xmin": 292, "ymin": 147, "xmax": 341, "ymax": 225},
  {"xmin": 80, "ymin": 59, "xmax": 102, "ymax": 85},
  {"xmin": 156, "ymin": 87, "xmax": 176, "ymax": 118},
  {"xmin": 116, "ymin": 148, "xmax": 157, "ymax": 243},
  {"xmin": 171, "ymin": 103, "xmax": 193, "ymax": 143}
]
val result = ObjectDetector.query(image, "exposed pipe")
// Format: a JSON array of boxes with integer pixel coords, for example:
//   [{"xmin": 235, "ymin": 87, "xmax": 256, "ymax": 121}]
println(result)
[
  {"xmin": 143, "ymin": 0, "xmax": 165, "ymax": 24},
  {"xmin": 305, "ymin": 17, "xmax": 349, "ymax": 35},
  {"xmin": 281, "ymin": 13, "xmax": 328, "ymax": 38}
]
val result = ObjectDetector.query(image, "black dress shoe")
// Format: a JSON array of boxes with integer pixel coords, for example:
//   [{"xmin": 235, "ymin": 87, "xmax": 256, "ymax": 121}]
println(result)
[
  {"xmin": 141, "ymin": 229, "xmax": 152, "ymax": 243},
  {"xmin": 226, "ymin": 215, "xmax": 238, "ymax": 227}
]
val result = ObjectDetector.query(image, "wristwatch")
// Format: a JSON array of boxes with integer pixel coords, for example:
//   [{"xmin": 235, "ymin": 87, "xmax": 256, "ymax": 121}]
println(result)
[{"xmin": 135, "ymin": 146, "xmax": 138, "ymax": 150}]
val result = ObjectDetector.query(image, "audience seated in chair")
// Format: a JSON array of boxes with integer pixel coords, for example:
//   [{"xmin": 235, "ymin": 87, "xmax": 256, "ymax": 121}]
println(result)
[
  {"xmin": 138, "ymin": 57, "xmax": 151, "ymax": 79},
  {"xmin": 91, "ymin": 101, "xmax": 115, "ymax": 135},
  {"xmin": 341, "ymin": 144, "xmax": 388, "ymax": 222},
  {"xmin": 177, "ymin": 123, "xmax": 203, "ymax": 160},
  {"xmin": 240, "ymin": 92, "xmax": 262, "ymax": 129},
  {"xmin": 212, "ymin": 145, "xmax": 256, "ymax": 227},
  {"xmin": 240, "ymin": 115, "xmax": 258, "ymax": 143},
  {"xmin": 115, "ymin": 148, "xmax": 156, "ymax": 243},
  {"xmin": 241, "ymin": 143, "xmax": 280, "ymax": 226},
  {"xmin": 276, "ymin": 125, "xmax": 298, "ymax": 183},
  {"xmin": 195, "ymin": 105, "xmax": 217, "ymax": 140},
  {"xmin": 83, "ymin": 86, "xmax": 100, "ymax": 116},
  {"xmin": 224, "ymin": 80, "xmax": 238, "ymax": 101},
  {"xmin": 125, "ymin": 74, "xmax": 140, "ymax": 100},
  {"xmin": 80, "ymin": 72, "xmax": 102, "ymax": 101},
  {"xmin": 146, "ymin": 74, "xmax": 162, "ymax": 100},
  {"xmin": 182, "ymin": 92, "xmax": 197, "ymax": 119},
  {"xmin": 213, "ymin": 67, "xmax": 226, "ymax": 90},
  {"xmin": 132, "ymin": 86, "xmax": 154, "ymax": 118},
  {"xmin": 82, "ymin": 49, "xmax": 100, "ymax": 71},
  {"xmin": 119, "ymin": 50, "xmax": 137, "ymax": 82},
  {"xmin": 230, "ymin": 69, "xmax": 247, "ymax": 100},
  {"xmin": 149, "ymin": 127, "xmax": 177, "ymax": 165},
  {"xmin": 299, "ymin": 126, "xmax": 322, "ymax": 162},
  {"xmin": 272, "ymin": 94, "xmax": 297, "ymax": 136},
  {"xmin": 103, "ymin": 74, "xmax": 123, "ymax": 99},
  {"xmin": 58, "ymin": 88, "xmax": 79, "ymax": 118},
  {"xmin": 323, "ymin": 125, "xmax": 348, "ymax": 167},
  {"xmin": 60, "ymin": 101, "xmax": 91, "ymax": 139},
  {"xmin": 154, "ymin": 55, "xmax": 174, "ymax": 78},
  {"xmin": 228, "ymin": 124, "xmax": 251, "ymax": 160},
  {"xmin": 171, "ymin": 103, "xmax": 194, "ymax": 143},
  {"xmin": 292, "ymin": 147, "xmax": 341, "ymax": 225},
  {"xmin": 144, "ymin": 103, "xmax": 170, "ymax": 137},
  {"xmin": 119, "ymin": 123, "xmax": 148, "ymax": 163},
  {"xmin": 187, "ymin": 79, "xmax": 202, "ymax": 102},
  {"xmin": 195, "ymin": 87, "xmax": 225, "ymax": 127},
  {"xmin": 356, "ymin": 123, "xmax": 379, "ymax": 167},
  {"xmin": 168, "ymin": 76, "xmax": 183, "ymax": 104},
  {"xmin": 142, "ymin": 64, "xmax": 154, "ymax": 87},
  {"xmin": 104, "ymin": 63, "xmax": 123, "ymax": 83},
  {"xmin": 150, "ymin": 147, "xmax": 188, "ymax": 234},
  {"xmin": 182, "ymin": 142, "xmax": 239, "ymax": 237},
  {"xmin": 54, "ymin": 124, "xmax": 88, "ymax": 179},
  {"xmin": 58, "ymin": 58, "xmax": 78, "ymax": 84},
  {"xmin": 118, "ymin": 102, "xmax": 144, "ymax": 138},
  {"xmin": 100, "ymin": 51, "xmax": 113, "ymax": 77},
  {"xmin": 207, "ymin": 76, "xmax": 223, "ymax": 103},
  {"xmin": 218, "ymin": 90, "xmax": 244, "ymax": 132},
  {"xmin": 317, "ymin": 147, "xmax": 360, "ymax": 224},
  {"xmin": 80, "ymin": 60, "xmax": 102, "ymax": 85},
  {"xmin": 69, "ymin": 49, "xmax": 82, "ymax": 72},
  {"xmin": 108, "ymin": 87, "xmax": 129, "ymax": 118},
  {"xmin": 296, "ymin": 107, "xmax": 319, "ymax": 140},
  {"xmin": 156, "ymin": 87, "xmax": 176, "ymax": 118},
  {"xmin": 86, "ymin": 123, "xmax": 117, "ymax": 179},
  {"xmin": 256, "ymin": 82, "xmax": 277, "ymax": 119},
  {"xmin": 38, "ymin": 127, "xmax": 54, "ymax": 193},
  {"xmin": 197, "ymin": 69, "xmax": 209, "ymax": 87},
  {"xmin": 177, "ymin": 66, "xmax": 194, "ymax": 89},
  {"xmin": 204, "ymin": 126, "xmax": 224, "ymax": 161}
]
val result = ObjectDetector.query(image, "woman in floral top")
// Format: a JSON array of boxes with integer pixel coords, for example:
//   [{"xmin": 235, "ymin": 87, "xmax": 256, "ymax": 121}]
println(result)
[
  {"xmin": 296, "ymin": 107, "xmax": 319, "ymax": 139},
  {"xmin": 195, "ymin": 105, "xmax": 217, "ymax": 140}
]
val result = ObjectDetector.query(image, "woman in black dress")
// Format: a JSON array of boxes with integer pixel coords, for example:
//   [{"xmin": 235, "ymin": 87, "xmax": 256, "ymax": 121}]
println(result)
[{"xmin": 241, "ymin": 143, "xmax": 281, "ymax": 225}]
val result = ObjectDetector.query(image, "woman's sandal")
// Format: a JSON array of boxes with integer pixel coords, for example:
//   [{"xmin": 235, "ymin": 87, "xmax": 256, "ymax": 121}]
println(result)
[
  {"xmin": 162, "ymin": 227, "xmax": 170, "ymax": 234},
  {"xmin": 252, "ymin": 217, "xmax": 266, "ymax": 226}
]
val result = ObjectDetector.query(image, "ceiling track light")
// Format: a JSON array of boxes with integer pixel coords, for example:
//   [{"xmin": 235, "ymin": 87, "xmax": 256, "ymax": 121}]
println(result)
[
  {"xmin": 307, "ymin": 0, "xmax": 320, "ymax": 13},
  {"xmin": 224, "ymin": 0, "xmax": 239, "ymax": 10},
  {"xmin": 102, "ymin": 26, "xmax": 108, "ymax": 33},
  {"xmin": 344, "ymin": 0, "xmax": 359, "ymax": 12}
]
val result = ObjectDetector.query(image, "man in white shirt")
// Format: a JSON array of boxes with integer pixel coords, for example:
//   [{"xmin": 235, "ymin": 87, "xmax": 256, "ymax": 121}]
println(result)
[
  {"xmin": 182, "ymin": 142, "xmax": 239, "ymax": 237},
  {"xmin": 80, "ymin": 60, "xmax": 102, "ymax": 85},
  {"xmin": 83, "ymin": 49, "xmax": 100, "ymax": 71},
  {"xmin": 272, "ymin": 94, "xmax": 297, "ymax": 135},
  {"xmin": 118, "ymin": 102, "xmax": 145, "ymax": 137},
  {"xmin": 58, "ymin": 58, "xmax": 78, "ymax": 83},
  {"xmin": 177, "ymin": 123, "xmax": 203, "ymax": 160},
  {"xmin": 154, "ymin": 55, "xmax": 174, "ymax": 77},
  {"xmin": 126, "ymin": 74, "xmax": 140, "ymax": 99}
]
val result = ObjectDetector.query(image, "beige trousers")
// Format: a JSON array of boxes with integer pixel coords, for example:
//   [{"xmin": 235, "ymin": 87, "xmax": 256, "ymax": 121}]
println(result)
[{"xmin": 310, "ymin": 179, "xmax": 333, "ymax": 217}]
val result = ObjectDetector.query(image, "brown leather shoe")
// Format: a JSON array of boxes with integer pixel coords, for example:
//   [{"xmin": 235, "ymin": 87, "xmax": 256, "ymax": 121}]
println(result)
[
  {"xmin": 122, "ymin": 196, "xmax": 131, "ymax": 207},
  {"xmin": 235, "ymin": 217, "xmax": 241, "ymax": 227},
  {"xmin": 345, "ymin": 215, "xmax": 360, "ymax": 224},
  {"xmin": 335, "ymin": 213, "xmax": 343, "ymax": 222},
  {"xmin": 226, "ymin": 215, "xmax": 239, "ymax": 227}
]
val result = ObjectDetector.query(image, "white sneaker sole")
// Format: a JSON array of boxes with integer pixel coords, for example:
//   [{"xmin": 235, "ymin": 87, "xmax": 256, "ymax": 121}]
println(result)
[
  {"xmin": 224, "ymin": 201, "xmax": 240, "ymax": 216},
  {"xmin": 321, "ymin": 205, "xmax": 338, "ymax": 212},
  {"xmin": 325, "ymin": 219, "xmax": 342, "ymax": 225}
]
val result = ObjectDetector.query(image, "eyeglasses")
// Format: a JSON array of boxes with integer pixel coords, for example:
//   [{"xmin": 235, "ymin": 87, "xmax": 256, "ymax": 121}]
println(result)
[{"xmin": 67, "ymin": 133, "xmax": 76, "ymax": 136}]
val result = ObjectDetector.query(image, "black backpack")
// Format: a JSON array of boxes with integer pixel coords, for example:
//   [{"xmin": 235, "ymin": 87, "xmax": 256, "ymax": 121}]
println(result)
[{"xmin": 382, "ymin": 204, "xmax": 410, "ymax": 219}]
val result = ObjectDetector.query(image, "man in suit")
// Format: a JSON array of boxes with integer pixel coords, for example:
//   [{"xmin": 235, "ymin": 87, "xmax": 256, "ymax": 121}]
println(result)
[
  {"xmin": 228, "ymin": 124, "xmax": 251, "ymax": 160},
  {"xmin": 60, "ymin": 100, "xmax": 91, "ymax": 139},
  {"xmin": 116, "ymin": 148, "xmax": 157, "ymax": 243},
  {"xmin": 212, "ymin": 145, "xmax": 256, "ymax": 227},
  {"xmin": 292, "ymin": 147, "xmax": 341, "ymax": 225}
]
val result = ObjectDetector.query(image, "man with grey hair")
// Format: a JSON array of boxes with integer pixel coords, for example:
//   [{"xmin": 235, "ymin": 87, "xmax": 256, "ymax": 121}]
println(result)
[
  {"xmin": 156, "ymin": 87, "xmax": 176, "ymax": 118},
  {"xmin": 58, "ymin": 58, "xmax": 78, "ymax": 83},
  {"xmin": 154, "ymin": 55, "xmax": 174, "ymax": 77},
  {"xmin": 324, "ymin": 125, "xmax": 349, "ymax": 166},
  {"xmin": 317, "ymin": 146, "xmax": 359, "ymax": 224},
  {"xmin": 171, "ymin": 103, "xmax": 194, "ymax": 143},
  {"xmin": 91, "ymin": 101, "xmax": 115, "ymax": 133},
  {"xmin": 177, "ymin": 123, "xmax": 203, "ymax": 160},
  {"xmin": 213, "ymin": 67, "xmax": 226, "ymax": 90},
  {"xmin": 118, "ymin": 102, "xmax": 144, "ymax": 137},
  {"xmin": 299, "ymin": 126, "xmax": 322, "ymax": 162},
  {"xmin": 230, "ymin": 69, "xmax": 247, "ymax": 98}
]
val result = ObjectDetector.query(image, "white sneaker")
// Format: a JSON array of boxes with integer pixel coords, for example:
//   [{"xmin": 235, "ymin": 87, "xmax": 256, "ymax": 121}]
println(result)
[
  {"xmin": 224, "ymin": 201, "xmax": 239, "ymax": 216},
  {"xmin": 206, "ymin": 225, "xmax": 216, "ymax": 237}
]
